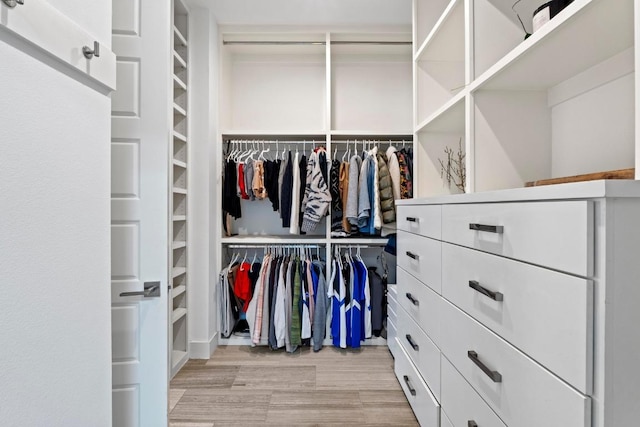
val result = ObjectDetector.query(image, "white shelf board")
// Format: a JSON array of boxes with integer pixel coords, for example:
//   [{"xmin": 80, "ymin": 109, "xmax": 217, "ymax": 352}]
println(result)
[
  {"xmin": 330, "ymin": 237, "xmax": 389, "ymax": 246},
  {"xmin": 330, "ymin": 130, "xmax": 413, "ymax": 140},
  {"xmin": 173, "ymin": 51, "xmax": 187, "ymax": 69},
  {"xmin": 174, "ymin": 25, "xmax": 188, "ymax": 47},
  {"xmin": 173, "ymin": 159, "xmax": 187, "ymax": 168},
  {"xmin": 173, "ymin": 103, "xmax": 187, "ymax": 117},
  {"xmin": 221, "ymin": 236, "xmax": 327, "ymax": 245},
  {"xmin": 222, "ymin": 130, "xmax": 327, "ymax": 141},
  {"xmin": 173, "ymin": 241, "xmax": 186, "ymax": 250},
  {"xmin": 171, "ymin": 350, "xmax": 188, "ymax": 371},
  {"xmin": 470, "ymin": 0, "xmax": 634, "ymax": 92},
  {"xmin": 172, "ymin": 285, "xmax": 186, "ymax": 299},
  {"xmin": 173, "ymin": 215, "xmax": 186, "ymax": 222},
  {"xmin": 414, "ymin": 0, "xmax": 462, "ymax": 61},
  {"xmin": 172, "ymin": 267, "xmax": 186, "ymax": 278},
  {"xmin": 173, "ymin": 187, "xmax": 187, "ymax": 195},
  {"xmin": 172, "ymin": 307, "xmax": 187, "ymax": 323},
  {"xmin": 173, "ymin": 74, "xmax": 187, "ymax": 91},
  {"xmin": 173, "ymin": 131, "xmax": 187, "ymax": 143},
  {"xmin": 415, "ymin": 90, "xmax": 466, "ymax": 134}
]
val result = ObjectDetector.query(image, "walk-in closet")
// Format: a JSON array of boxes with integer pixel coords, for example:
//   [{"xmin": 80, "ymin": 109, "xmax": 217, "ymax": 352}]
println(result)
[{"xmin": 4, "ymin": 0, "xmax": 640, "ymax": 426}]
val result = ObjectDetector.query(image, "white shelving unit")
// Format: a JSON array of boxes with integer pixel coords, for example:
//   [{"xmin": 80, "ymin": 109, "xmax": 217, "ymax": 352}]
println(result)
[
  {"xmin": 170, "ymin": 0, "xmax": 189, "ymax": 377},
  {"xmin": 413, "ymin": 0, "xmax": 637, "ymax": 197},
  {"xmin": 216, "ymin": 29, "xmax": 411, "ymax": 346}
]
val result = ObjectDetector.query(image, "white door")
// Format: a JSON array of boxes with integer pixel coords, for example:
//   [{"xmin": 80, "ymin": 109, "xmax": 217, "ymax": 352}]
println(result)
[{"xmin": 110, "ymin": 1, "xmax": 172, "ymax": 426}]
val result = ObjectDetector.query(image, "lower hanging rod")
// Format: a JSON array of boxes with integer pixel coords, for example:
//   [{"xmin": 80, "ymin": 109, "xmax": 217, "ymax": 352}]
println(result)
[{"xmin": 226, "ymin": 244, "xmax": 324, "ymax": 249}]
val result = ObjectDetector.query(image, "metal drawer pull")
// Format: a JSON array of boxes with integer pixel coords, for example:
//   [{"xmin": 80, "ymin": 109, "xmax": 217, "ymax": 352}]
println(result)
[
  {"xmin": 405, "ymin": 292, "xmax": 420, "ymax": 306},
  {"xmin": 120, "ymin": 281, "xmax": 161, "ymax": 298},
  {"xmin": 403, "ymin": 375, "xmax": 417, "ymax": 396},
  {"xmin": 469, "ymin": 280, "xmax": 504, "ymax": 302},
  {"xmin": 468, "ymin": 422, "xmax": 478, "ymax": 427},
  {"xmin": 406, "ymin": 216, "xmax": 419, "ymax": 222},
  {"xmin": 469, "ymin": 223, "xmax": 504, "ymax": 234},
  {"xmin": 406, "ymin": 334, "xmax": 419, "ymax": 351},
  {"xmin": 406, "ymin": 251, "xmax": 419, "ymax": 260},
  {"xmin": 468, "ymin": 350, "xmax": 502, "ymax": 383}
]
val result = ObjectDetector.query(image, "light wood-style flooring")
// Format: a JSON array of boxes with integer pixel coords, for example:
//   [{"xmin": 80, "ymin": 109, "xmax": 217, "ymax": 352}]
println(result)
[{"xmin": 169, "ymin": 345, "xmax": 418, "ymax": 426}]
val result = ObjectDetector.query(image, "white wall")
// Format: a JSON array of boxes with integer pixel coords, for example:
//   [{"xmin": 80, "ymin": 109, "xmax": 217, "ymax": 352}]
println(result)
[
  {"xmin": 188, "ymin": 7, "xmax": 220, "ymax": 358},
  {"xmin": 0, "ymin": 36, "xmax": 112, "ymax": 427}
]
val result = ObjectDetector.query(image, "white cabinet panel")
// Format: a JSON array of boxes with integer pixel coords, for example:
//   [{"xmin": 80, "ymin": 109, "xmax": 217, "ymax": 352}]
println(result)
[
  {"xmin": 442, "ymin": 201, "xmax": 594, "ymax": 276},
  {"xmin": 397, "ymin": 267, "xmax": 440, "ymax": 347},
  {"xmin": 111, "ymin": 141, "xmax": 140, "ymax": 198},
  {"xmin": 442, "ymin": 242, "xmax": 593, "ymax": 393},
  {"xmin": 397, "ymin": 305, "xmax": 441, "ymax": 400},
  {"xmin": 441, "ymin": 356, "xmax": 507, "ymax": 427},
  {"xmin": 440, "ymin": 299, "xmax": 591, "ymax": 427},
  {"xmin": 396, "ymin": 204, "xmax": 441, "ymax": 238},
  {"xmin": 395, "ymin": 344, "xmax": 440, "ymax": 427},
  {"xmin": 397, "ymin": 230, "xmax": 442, "ymax": 293}
]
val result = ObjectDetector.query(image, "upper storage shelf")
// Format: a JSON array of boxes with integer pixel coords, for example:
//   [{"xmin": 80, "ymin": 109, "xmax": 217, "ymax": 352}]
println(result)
[
  {"xmin": 472, "ymin": 0, "xmax": 634, "ymax": 91},
  {"xmin": 331, "ymin": 33, "xmax": 412, "ymax": 134},
  {"xmin": 414, "ymin": 0, "xmax": 457, "ymax": 55},
  {"xmin": 415, "ymin": 0, "xmax": 465, "ymax": 125},
  {"xmin": 220, "ymin": 33, "xmax": 327, "ymax": 132}
]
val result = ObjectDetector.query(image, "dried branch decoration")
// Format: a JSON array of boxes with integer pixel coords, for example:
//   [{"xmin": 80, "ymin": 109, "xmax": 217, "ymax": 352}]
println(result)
[{"xmin": 439, "ymin": 138, "xmax": 466, "ymax": 193}]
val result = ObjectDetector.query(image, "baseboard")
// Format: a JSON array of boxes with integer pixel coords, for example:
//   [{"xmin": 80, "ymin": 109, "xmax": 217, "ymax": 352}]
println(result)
[{"xmin": 189, "ymin": 332, "xmax": 218, "ymax": 359}]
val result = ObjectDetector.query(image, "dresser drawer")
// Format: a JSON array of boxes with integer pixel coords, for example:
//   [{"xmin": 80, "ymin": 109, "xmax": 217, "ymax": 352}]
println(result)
[
  {"xmin": 441, "ymin": 201, "xmax": 594, "ymax": 276},
  {"xmin": 397, "ymin": 204, "xmax": 441, "ymax": 239},
  {"xmin": 387, "ymin": 303, "xmax": 397, "ymax": 332},
  {"xmin": 387, "ymin": 283, "xmax": 398, "ymax": 321},
  {"xmin": 397, "ymin": 230, "xmax": 442, "ymax": 294},
  {"xmin": 395, "ymin": 344, "xmax": 440, "ymax": 427},
  {"xmin": 397, "ymin": 267, "xmax": 440, "ymax": 347},
  {"xmin": 441, "ymin": 356, "xmax": 507, "ymax": 427},
  {"xmin": 442, "ymin": 242, "xmax": 593, "ymax": 394},
  {"xmin": 397, "ymin": 305, "xmax": 441, "ymax": 400},
  {"xmin": 440, "ymin": 411, "xmax": 454, "ymax": 427},
  {"xmin": 387, "ymin": 318, "xmax": 398, "ymax": 358},
  {"xmin": 440, "ymin": 299, "xmax": 591, "ymax": 427}
]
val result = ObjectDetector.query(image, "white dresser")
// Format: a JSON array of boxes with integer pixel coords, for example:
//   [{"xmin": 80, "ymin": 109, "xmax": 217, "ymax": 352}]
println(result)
[{"xmin": 393, "ymin": 181, "xmax": 640, "ymax": 427}]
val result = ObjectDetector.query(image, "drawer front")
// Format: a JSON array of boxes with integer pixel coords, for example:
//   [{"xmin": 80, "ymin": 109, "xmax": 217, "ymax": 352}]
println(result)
[
  {"xmin": 440, "ymin": 411, "xmax": 454, "ymax": 427},
  {"xmin": 397, "ymin": 267, "xmax": 440, "ymax": 347},
  {"xmin": 441, "ymin": 356, "xmax": 507, "ymax": 427},
  {"xmin": 395, "ymin": 343, "xmax": 440, "ymax": 427},
  {"xmin": 387, "ymin": 317, "xmax": 398, "ymax": 358},
  {"xmin": 397, "ymin": 230, "xmax": 442, "ymax": 294},
  {"xmin": 397, "ymin": 204, "xmax": 442, "ymax": 239},
  {"xmin": 387, "ymin": 283, "xmax": 398, "ymax": 320},
  {"xmin": 387, "ymin": 303, "xmax": 397, "ymax": 327},
  {"xmin": 442, "ymin": 242, "xmax": 593, "ymax": 393},
  {"xmin": 397, "ymin": 305, "xmax": 441, "ymax": 400},
  {"xmin": 440, "ymin": 299, "xmax": 591, "ymax": 427},
  {"xmin": 442, "ymin": 201, "xmax": 594, "ymax": 277}
]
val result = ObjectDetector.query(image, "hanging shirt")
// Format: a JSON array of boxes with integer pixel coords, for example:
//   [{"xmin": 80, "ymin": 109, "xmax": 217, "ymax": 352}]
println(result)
[
  {"xmin": 233, "ymin": 262, "xmax": 253, "ymax": 311},
  {"xmin": 301, "ymin": 259, "xmax": 312, "ymax": 340},
  {"xmin": 312, "ymin": 261, "xmax": 328, "ymax": 352},
  {"xmin": 274, "ymin": 257, "xmax": 288, "ymax": 348},
  {"xmin": 289, "ymin": 152, "xmax": 301, "ymax": 234},
  {"xmin": 346, "ymin": 155, "xmax": 362, "ymax": 228},
  {"xmin": 281, "ymin": 151, "xmax": 294, "ymax": 227}
]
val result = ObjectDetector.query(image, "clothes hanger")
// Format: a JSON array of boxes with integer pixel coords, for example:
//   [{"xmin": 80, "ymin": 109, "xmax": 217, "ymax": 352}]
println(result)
[{"xmin": 258, "ymin": 141, "xmax": 270, "ymax": 161}]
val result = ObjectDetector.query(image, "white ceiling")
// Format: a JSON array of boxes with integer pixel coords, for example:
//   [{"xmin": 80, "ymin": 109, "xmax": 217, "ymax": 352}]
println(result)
[{"xmin": 188, "ymin": 0, "xmax": 412, "ymax": 27}]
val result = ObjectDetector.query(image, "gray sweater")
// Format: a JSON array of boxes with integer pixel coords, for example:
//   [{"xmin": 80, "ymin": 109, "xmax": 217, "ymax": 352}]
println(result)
[{"xmin": 345, "ymin": 155, "xmax": 362, "ymax": 226}]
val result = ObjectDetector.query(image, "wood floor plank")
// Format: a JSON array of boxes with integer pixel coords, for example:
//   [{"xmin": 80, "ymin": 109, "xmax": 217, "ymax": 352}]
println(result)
[
  {"xmin": 170, "ymin": 345, "xmax": 416, "ymax": 426},
  {"xmin": 171, "ymin": 365, "xmax": 240, "ymax": 389},
  {"xmin": 232, "ymin": 365, "xmax": 316, "ymax": 390},
  {"xmin": 169, "ymin": 388, "xmax": 186, "ymax": 412},
  {"xmin": 170, "ymin": 389, "xmax": 271, "ymax": 423}
]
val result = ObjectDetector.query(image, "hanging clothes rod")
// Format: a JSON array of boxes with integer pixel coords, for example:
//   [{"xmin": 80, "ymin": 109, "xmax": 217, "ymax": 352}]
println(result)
[
  {"xmin": 333, "ymin": 243, "xmax": 388, "ymax": 248},
  {"xmin": 226, "ymin": 244, "xmax": 324, "ymax": 249},
  {"xmin": 223, "ymin": 41, "xmax": 411, "ymax": 46}
]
